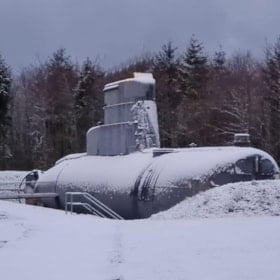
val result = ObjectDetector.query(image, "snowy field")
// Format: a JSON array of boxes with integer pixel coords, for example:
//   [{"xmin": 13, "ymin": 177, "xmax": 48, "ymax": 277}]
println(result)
[
  {"xmin": 0, "ymin": 171, "xmax": 28, "ymax": 190},
  {"xmin": 1, "ymin": 173, "xmax": 280, "ymax": 280},
  {"xmin": 0, "ymin": 171, "xmax": 29, "ymax": 202},
  {"xmin": 0, "ymin": 171, "xmax": 28, "ymax": 187}
]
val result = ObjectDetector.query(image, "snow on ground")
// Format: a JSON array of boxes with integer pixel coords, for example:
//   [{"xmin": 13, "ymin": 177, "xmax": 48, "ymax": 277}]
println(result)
[
  {"xmin": 0, "ymin": 171, "xmax": 29, "ymax": 200},
  {"xmin": 0, "ymin": 200, "xmax": 280, "ymax": 280},
  {"xmin": 152, "ymin": 180, "xmax": 280, "ymax": 220},
  {"xmin": 1, "ymin": 172, "xmax": 280, "ymax": 280},
  {"xmin": 0, "ymin": 171, "xmax": 28, "ymax": 187}
]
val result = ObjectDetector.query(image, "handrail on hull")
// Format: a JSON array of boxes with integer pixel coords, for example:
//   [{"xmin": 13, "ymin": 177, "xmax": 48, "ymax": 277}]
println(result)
[{"xmin": 65, "ymin": 192, "xmax": 124, "ymax": 220}]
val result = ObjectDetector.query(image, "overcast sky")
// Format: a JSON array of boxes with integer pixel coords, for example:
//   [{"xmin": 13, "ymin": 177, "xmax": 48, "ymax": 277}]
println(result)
[{"xmin": 0, "ymin": 0, "xmax": 280, "ymax": 71}]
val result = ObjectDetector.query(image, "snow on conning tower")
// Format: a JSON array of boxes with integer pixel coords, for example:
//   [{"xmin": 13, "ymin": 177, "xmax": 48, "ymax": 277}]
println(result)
[{"xmin": 87, "ymin": 73, "xmax": 160, "ymax": 156}]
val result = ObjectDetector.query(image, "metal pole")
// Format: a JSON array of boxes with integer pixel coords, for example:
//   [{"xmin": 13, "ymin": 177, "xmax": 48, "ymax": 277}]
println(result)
[{"xmin": 65, "ymin": 192, "xmax": 67, "ymax": 214}]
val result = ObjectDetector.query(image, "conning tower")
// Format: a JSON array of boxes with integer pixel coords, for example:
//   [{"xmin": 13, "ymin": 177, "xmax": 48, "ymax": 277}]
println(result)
[{"xmin": 87, "ymin": 73, "xmax": 160, "ymax": 156}]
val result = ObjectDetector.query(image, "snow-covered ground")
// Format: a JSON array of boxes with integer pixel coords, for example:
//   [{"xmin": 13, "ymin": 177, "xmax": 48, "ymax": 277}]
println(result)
[
  {"xmin": 1, "ymin": 172, "xmax": 280, "ymax": 280},
  {"xmin": 0, "ymin": 170, "xmax": 28, "ymax": 203},
  {"xmin": 152, "ymin": 180, "xmax": 280, "ymax": 220},
  {"xmin": 0, "ymin": 171, "xmax": 28, "ymax": 187},
  {"xmin": 1, "ymin": 201, "xmax": 280, "ymax": 280},
  {"xmin": 0, "ymin": 171, "xmax": 29, "ymax": 201}
]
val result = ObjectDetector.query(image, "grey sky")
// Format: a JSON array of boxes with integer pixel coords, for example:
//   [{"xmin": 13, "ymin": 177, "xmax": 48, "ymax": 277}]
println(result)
[{"xmin": 0, "ymin": 0, "xmax": 279, "ymax": 71}]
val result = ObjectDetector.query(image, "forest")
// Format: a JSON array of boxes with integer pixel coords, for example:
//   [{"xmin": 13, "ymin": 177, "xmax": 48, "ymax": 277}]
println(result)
[{"xmin": 1, "ymin": 35, "xmax": 280, "ymax": 170}]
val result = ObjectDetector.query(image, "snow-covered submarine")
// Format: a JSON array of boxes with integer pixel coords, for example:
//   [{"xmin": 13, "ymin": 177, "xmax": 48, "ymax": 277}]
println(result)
[{"xmin": 32, "ymin": 73, "xmax": 279, "ymax": 219}]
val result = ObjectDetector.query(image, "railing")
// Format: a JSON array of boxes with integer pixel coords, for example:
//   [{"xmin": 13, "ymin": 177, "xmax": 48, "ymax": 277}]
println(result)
[
  {"xmin": 65, "ymin": 192, "xmax": 124, "ymax": 220},
  {"xmin": 0, "ymin": 192, "xmax": 58, "ymax": 200},
  {"xmin": 0, "ymin": 180, "xmax": 58, "ymax": 202}
]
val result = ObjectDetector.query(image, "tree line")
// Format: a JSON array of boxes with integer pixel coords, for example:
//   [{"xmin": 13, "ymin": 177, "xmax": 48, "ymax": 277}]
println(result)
[{"xmin": 1, "ymin": 35, "xmax": 280, "ymax": 170}]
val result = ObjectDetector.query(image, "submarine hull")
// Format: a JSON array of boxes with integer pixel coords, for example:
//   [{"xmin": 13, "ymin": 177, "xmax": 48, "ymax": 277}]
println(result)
[{"xmin": 35, "ymin": 147, "xmax": 279, "ymax": 219}]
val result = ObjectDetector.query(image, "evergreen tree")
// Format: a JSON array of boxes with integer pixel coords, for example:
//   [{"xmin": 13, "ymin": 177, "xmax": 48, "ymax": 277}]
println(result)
[
  {"xmin": 74, "ymin": 58, "xmax": 103, "ymax": 151},
  {"xmin": 176, "ymin": 36, "xmax": 209, "ymax": 146},
  {"xmin": 44, "ymin": 49, "xmax": 78, "ymax": 165},
  {"xmin": 0, "ymin": 54, "xmax": 12, "ymax": 168},
  {"xmin": 213, "ymin": 46, "xmax": 226, "ymax": 73},
  {"xmin": 263, "ymin": 37, "xmax": 280, "ymax": 161},
  {"xmin": 179, "ymin": 35, "xmax": 208, "ymax": 99},
  {"xmin": 153, "ymin": 41, "xmax": 180, "ymax": 146}
]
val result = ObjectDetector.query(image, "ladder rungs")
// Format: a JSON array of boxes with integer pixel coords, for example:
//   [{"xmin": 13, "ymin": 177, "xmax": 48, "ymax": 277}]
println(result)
[{"xmin": 66, "ymin": 202, "xmax": 84, "ymax": 206}]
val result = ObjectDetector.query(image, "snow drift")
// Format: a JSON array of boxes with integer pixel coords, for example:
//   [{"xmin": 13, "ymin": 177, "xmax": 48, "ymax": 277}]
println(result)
[{"xmin": 152, "ymin": 179, "xmax": 280, "ymax": 220}]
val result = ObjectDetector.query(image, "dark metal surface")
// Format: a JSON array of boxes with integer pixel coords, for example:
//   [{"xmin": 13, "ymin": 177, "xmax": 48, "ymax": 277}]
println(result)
[{"xmin": 0, "ymin": 192, "xmax": 58, "ymax": 200}]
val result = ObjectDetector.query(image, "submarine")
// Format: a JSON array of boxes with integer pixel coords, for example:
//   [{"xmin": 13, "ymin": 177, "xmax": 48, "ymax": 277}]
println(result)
[{"xmin": 31, "ymin": 73, "xmax": 279, "ymax": 219}]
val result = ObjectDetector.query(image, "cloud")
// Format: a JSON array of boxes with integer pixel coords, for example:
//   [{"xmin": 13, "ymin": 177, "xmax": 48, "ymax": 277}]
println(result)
[{"xmin": 0, "ymin": 0, "xmax": 279, "ymax": 70}]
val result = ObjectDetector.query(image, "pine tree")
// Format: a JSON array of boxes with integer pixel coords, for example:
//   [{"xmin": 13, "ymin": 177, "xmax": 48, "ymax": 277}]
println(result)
[
  {"xmin": 0, "ymin": 54, "xmax": 12, "ymax": 168},
  {"xmin": 153, "ymin": 41, "xmax": 181, "ymax": 147},
  {"xmin": 44, "ymin": 49, "xmax": 78, "ymax": 165},
  {"xmin": 213, "ymin": 46, "xmax": 226, "ymax": 73},
  {"xmin": 74, "ymin": 58, "xmax": 103, "ymax": 151},
  {"xmin": 176, "ymin": 36, "xmax": 209, "ymax": 146},
  {"xmin": 179, "ymin": 35, "xmax": 208, "ymax": 99},
  {"xmin": 263, "ymin": 36, "xmax": 280, "ymax": 161}
]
